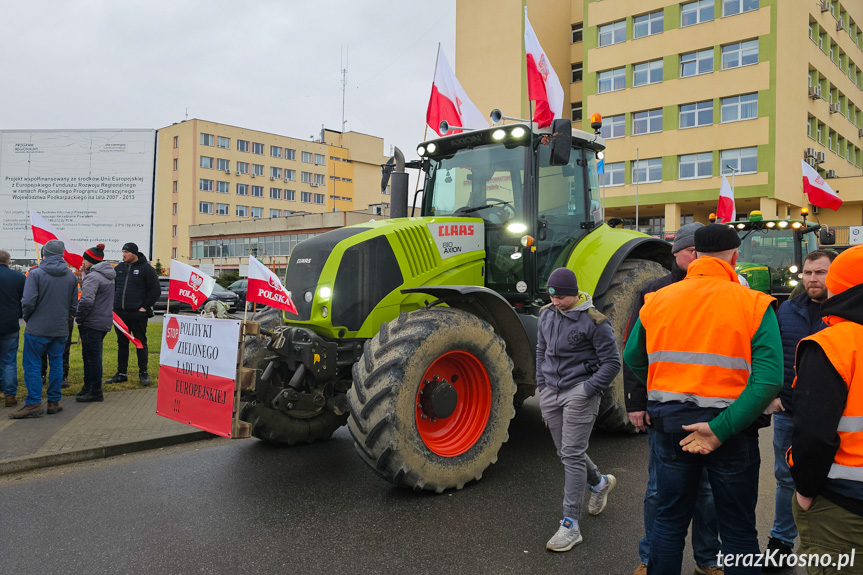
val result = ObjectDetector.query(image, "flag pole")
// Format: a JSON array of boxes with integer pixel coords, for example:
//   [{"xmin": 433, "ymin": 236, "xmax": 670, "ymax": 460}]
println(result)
[{"xmin": 412, "ymin": 43, "xmax": 441, "ymax": 216}]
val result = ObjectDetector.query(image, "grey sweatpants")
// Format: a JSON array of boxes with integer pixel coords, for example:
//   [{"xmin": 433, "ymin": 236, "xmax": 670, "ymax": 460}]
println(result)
[{"xmin": 540, "ymin": 383, "xmax": 603, "ymax": 521}]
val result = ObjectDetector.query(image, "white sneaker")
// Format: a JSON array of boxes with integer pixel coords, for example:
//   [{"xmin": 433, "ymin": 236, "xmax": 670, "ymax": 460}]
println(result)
[
  {"xmin": 546, "ymin": 519, "xmax": 583, "ymax": 552},
  {"xmin": 588, "ymin": 474, "xmax": 617, "ymax": 515}
]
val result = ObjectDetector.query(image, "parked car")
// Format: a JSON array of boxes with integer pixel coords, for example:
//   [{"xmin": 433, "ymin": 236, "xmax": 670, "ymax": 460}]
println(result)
[
  {"xmin": 207, "ymin": 283, "xmax": 240, "ymax": 312},
  {"xmin": 227, "ymin": 279, "xmax": 248, "ymax": 306},
  {"xmin": 154, "ymin": 277, "xmax": 239, "ymax": 314}
]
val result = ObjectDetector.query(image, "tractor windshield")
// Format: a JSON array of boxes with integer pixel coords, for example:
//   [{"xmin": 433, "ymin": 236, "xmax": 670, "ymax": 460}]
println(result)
[{"xmin": 737, "ymin": 229, "xmax": 799, "ymax": 270}]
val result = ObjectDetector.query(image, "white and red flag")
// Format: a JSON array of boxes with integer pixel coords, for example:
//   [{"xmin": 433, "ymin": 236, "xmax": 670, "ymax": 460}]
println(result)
[
  {"xmin": 29, "ymin": 209, "xmax": 85, "ymax": 268},
  {"xmin": 716, "ymin": 176, "xmax": 737, "ymax": 223},
  {"xmin": 801, "ymin": 160, "xmax": 843, "ymax": 211},
  {"xmin": 113, "ymin": 312, "xmax": 143, "ymax": 349},
  {"xmin": 524, "ymin": 8, "xmax": 564, "ymax": 129},
  {"xmin": 168, "ymin": 259, "xmax": 215, "ymax": 311},
  {"xmin": 426, "ymin": 48, "xmax": 488, "ymax": 137},
  {"xmin": 246, "ymin": 256, "xmax": 298, "ymax": 314}
]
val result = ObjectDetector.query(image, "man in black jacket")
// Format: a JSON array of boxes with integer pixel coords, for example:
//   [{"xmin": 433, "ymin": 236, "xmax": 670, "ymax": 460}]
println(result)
[
  {"xmin": 623, "ymin": 222, "xmax": 722, "ymax": 575},
  {"xmin": 0, "ymin": 250, "xmax": 26, "ymax": 407},
  {"xmin": 106, "ymin": 243, "xmax": 159, "ymax": 386}
]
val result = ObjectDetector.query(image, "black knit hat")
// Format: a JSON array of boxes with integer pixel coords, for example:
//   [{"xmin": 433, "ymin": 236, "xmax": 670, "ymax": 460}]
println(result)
[
  {"xmin": 695, "ymin": 223, "xmax": 741, "ymax": 253},
  {"xmin": 547, "ymin": 267, "xmax": 579, "ymax": 296},
  {"xmin": 122, "ymin": 242, "xmax": 139, "ymax": 254},
  {"xmin": 83, "ymin": 243, "xmax": 105, "ymax": 265}
]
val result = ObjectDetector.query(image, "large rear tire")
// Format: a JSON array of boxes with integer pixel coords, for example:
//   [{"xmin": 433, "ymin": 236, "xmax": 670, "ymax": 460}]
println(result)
[
  {"xmin": 347, "ymin": 307, "xmax": 516, "ymax": 492},
  {"xmin": 595, "ymin": 258, "xmax": 668, "ymax": 433}
]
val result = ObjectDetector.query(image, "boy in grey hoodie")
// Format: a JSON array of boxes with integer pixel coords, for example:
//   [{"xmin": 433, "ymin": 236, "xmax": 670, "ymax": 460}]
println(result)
[
  {"xmin": 537, "ymin": 267, "xmax": 621, "ymax": 552},
  {"xmin": 76, "ymin": 244, "xmax": 115, "ymax": 402}
]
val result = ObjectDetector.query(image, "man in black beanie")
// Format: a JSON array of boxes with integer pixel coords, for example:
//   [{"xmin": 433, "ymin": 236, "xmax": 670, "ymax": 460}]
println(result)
[{"xmin": 106, "ymin": 242, "xmax": 159, "ymax": 386}]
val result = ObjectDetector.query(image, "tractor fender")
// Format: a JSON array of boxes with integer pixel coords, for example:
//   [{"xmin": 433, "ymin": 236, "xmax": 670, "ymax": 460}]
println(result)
[
  {"xmin": 591, "ymin": 237, "xmax": 672, "ymax": 308},
  {"xmin": 401, "ymin": 286, "xmax": 536, "ymax": 390}
]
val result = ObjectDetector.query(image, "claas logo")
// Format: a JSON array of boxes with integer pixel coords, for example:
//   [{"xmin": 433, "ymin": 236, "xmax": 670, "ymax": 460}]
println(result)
[{"xmin": 188, "ymin": 272, "xmax": 204, "ymax": 291}]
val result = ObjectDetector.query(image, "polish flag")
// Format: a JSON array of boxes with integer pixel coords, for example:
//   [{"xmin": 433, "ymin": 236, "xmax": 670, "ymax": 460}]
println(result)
[
  {"xmin": 426, "ymin": 49, "xmax": 488, "ymax": 137},
  {"xmin": 168, "ymin": 259, "xmax": 216, "ymax": 311},
  {"xmin": 716, "ymin": 176, "xmax": 736, "ymax": 224},
  {"xmin": 524, "ymin": 8, "xmax": 564, "ymax": 129},
  {"xmin": 246, "ymin": 256, "xmax": 298, "ymax": 314},
  {"xmin": 113, "ymin": 312, "xmax": 143, "ymax": 349},
  {"xmin": 801, "ymin": 160, "xmax": 843, "ymax": 210},
  {"xmin": 29, "ymin": 210, "xmax": 85, "ymax": 269}
]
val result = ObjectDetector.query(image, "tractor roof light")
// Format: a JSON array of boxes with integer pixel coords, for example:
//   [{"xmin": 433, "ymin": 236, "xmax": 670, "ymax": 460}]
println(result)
[
  {"xmin": 737, "ymin": 223, "xmax": 746, "ymax": 229},
  {"xmin": 492, "ymin": 129, "xmax": 506, "ymax": 141},
  {"xmin": 778, "ymin": 221, "xmax": 789, "ymax": 228},
  {"xmin": 417, "ymin": 145, "xmax": 426, "ymax": 157},
  {"xmin": 789, "ymin": 265, "xmax": 799, "ymax": 274},
  {"xmin": 748, "ymin": 211, "xmax": 763, "ymax": 222},
  {"xmin": 426, "ymin": 143, "xmax": 437, "ymax": 153},
  {"xmin": 789, "ymin": 279, "xmax": 799, "ymax": 287},
  {"xmin": 511, "ymin": 126, "xmax": 527, "ymax": 139},
  {"xmin": 766, "ymin": 221, "xmax": 776, "ymax": 228},
  {"xmin": 590, "ymin": 113, "xmax": 603, "ymax": 133},
  {"xmin": 801, "ymin": 207, "xmax": 809, "ymax": 217},
  {"xmin": 791, "ymin": 222, "xmax": 802, "ymax": 229}
]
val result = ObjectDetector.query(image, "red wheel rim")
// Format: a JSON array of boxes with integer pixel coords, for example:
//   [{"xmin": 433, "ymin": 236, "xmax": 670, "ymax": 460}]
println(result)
[{"xmin": 415, "ymin": 350, "xmax": 492, "ymax": 457}]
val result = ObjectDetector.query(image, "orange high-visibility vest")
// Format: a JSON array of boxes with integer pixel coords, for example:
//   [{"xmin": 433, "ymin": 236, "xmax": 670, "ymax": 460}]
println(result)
[
  {"xmin": 799, "ymin": 317, "xmax": 863, "ymax": 483},
  {"xmin": 640, "ymin": 256, "xmax": 775, "ymax": 408}
]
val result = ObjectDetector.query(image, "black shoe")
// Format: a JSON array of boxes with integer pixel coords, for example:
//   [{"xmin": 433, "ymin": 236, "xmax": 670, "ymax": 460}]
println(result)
[
  {"xmin": 105, "ymin": 372, "xmax": 127, "ymax": 384},
  {"xmin": 76, "ymin": 386, "xmax": 91, "ymax": 397},
  {"xmin": 61, "ymin": 378, "xmax": 71, "ymax": 389},
  {"xmin": 763, "ymin": 536, "xmax": 794, "ymax": 571},
  {"xmin": 76, "ymin": 392, "xmax": 104, "ymax": 403},
  {"xmin": 139, "ymin": 372, "xmax": 152, "ymax": 386}
]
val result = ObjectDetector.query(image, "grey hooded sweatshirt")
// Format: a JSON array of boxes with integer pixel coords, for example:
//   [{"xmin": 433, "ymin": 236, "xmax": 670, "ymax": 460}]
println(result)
[
  {"xmin": 77, "ymin": 261, "xmax": 116, "ymax": 332},
  {"xmin": 22, "ymin": 255, "xmax": 78, "ymax": 338},
  {"xmin": 536, "ymin": 292, "xmax": 621, "ymax": 397}
]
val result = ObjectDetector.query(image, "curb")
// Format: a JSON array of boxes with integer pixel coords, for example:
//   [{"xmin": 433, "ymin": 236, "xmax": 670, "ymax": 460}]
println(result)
[{"xmin": 0, "ymin": 430, "xmax": 214, "ymax": 476}]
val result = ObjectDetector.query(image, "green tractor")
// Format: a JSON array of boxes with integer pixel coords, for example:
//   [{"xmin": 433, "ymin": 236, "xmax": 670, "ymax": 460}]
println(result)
[
  {"xmin": 730, "ymin": 210, "xmax": 835, "ymax": 299},
  {"xmin": 240, "ymin": 116, "xmax": 671, "ymax": 491}
]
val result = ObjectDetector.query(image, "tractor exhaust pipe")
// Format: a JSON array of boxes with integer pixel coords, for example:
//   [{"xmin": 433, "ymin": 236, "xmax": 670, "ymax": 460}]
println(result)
[{"xmin": 388, "ymin": 147, "xmax": 409, "ymax": 218}]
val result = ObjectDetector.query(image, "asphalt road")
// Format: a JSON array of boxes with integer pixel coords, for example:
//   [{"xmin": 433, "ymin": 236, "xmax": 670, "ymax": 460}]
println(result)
[{"xmin": 0, "ymin": 398, "xmax": 801, "ymax": 575}]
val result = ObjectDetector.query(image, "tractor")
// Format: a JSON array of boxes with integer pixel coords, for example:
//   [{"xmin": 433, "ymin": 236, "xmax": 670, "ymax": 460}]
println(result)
[
  {"xmin": 731, "ymin": 210, "xmax": 835, "ymax": 300},
  {"xmin": 240, "ymin": 115, "xmax": 671, "ymax": 491}
]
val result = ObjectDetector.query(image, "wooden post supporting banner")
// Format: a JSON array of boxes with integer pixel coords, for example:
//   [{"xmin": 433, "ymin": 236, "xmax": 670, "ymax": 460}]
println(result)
[{"xmin": 230, "ymin": 319, "xmax": 257, "ymax": 439}]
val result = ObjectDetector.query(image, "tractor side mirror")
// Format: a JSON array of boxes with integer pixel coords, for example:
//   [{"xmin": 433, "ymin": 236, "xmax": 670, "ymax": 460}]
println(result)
[
  {"xmin": 549, "ymin": 119, "xmax": 572, "ymax": 166},
  {"xmin": 820, "ymin": 227, "xmax": 836, "ymax": 245}
]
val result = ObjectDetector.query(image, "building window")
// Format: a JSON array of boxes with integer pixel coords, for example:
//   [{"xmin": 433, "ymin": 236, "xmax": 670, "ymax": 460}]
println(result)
[
  {"xmin": 271, "ymin": 167, "xmax": 283, "ymax": 179},
  {"xmin": 252, "ymin": 164, "xmax": 264, "ymax": 176},
  {"xmin": 216, "ymin": 158, "xmax": 230, "ymax": 171},
  {"xmin": 285, "ymin": 169, "xmax": 295, "ymax": 181},
  {"xmin": 173, "ymin": 248, "xmax": 177, "ymax": 258},
  {"xmin": 817, "ymin": 122, "xmax": 822, "ymax": 143},
  {"xmin": 285, "ymin": 189, "xmax": 296, "ymax": 201},
  {"xmin": 720, "ymin": 147, "xmax": 757, "ymax": 174},
  {"xmin": 598, "ymin": 67, "xmax": 626, "ymax": 93},
  {"xmin": 200, "ymin": 134, "xmax": 214, "ymax": 146},
  {"xmin": 571, "ymin": 64, "xmax": 583, "ymax": 83},
  {"xmin": 819, "ymin": 33, "xmax": 824, "ymax": 51},
  {"xmin": 217, "ymin": 136, "xmax": 230, "ymax": 149},
  {"xmin": 200, "ymin": 156, "xmax": 213, "ymax": 169},
  {"xmin": 236, "ymin": 161, "xmax": 249, "ymax": 174},
  {"xmin": 236, "ymin": 205, "xmax": 248, "ymax": 217},
  {"xmin": 270, "ymin": 187, "xmax": 282, "ymax": 200},
  {"xmin": 679, "ymin": 152, "xmax": 713, "ymax": 179},
  {"xmin": 237, "ymin": 140, "xmax": 249, "ymax": 153},
  {"xmin": 632, "ymin": 109, "xmax": 663, "ymax": 135},
  {"xmin": 720, "ymin": 93, "xmax": 758, "ymax": 123},
  {"xmin": 314, "ymin": 193, "xmax": 325, "ymax": 204},
  {"xmin": 681, "ymin": 0, "xmax": 714, "ymax": 27},
  {"xmin": 809, "ymin": 22, "xmax": 814, "ymax": 41},
  {"xmin": 173, "ymin": 136, "xmax": 179, "ymax": 149},
  {"xmin": 598, "ymin": 162, "xmax": 624, "ymax": 186},
  {"xmin": 301, "ymin": 191, "xmax": 313, "ymax": 203},
  {"xmin": 251, "ymin": 207, "xmax": 263, "ymax": 219},
  {"xmin": 600, "ymin": 114, "xmax": 625, "ymax": 139},
  {"xmin": 302, "ymin": 151, "xmax": 313, "ymax": 163},
  {"xmin": 285, "ymin": 148, "xmax": 296, "ymax": 160},
  {"xmin": 721, "ymin": 39, "xmax": 759, "ymax": 70},
  {"xmin": 216, "ymin": 203, "xmax": 229, "ymax": 216},
  {"xmin": 172, "ymin": 202, "xmax": 178, "ymax": 215},
  {"xmin": 723, "ymin": 0, "xmax": 758, "ymax": 16},
  {"xmin": 216, "ymin": 181, "xmax": 229, "ymax": 194},
  {"xmin": 680, "ymin": 49, "xmax": 714, "ymax": 77},
  {"xmin": 598, "ymin": 20, "xmax": 626, "ymax": 47},
  {"xmin": 173, "ymin": 158, "xmax": 178, "ymax": 171},
  {"xmin": 251, "ymin": 185, "xmax": 264, "ymax": 197},
  {"xmin": 315, "ymin": 154, "xmax": 326, "ymax": 165},
  {"xmin": 633, "ymin": 59, "xmax": 663, "ymax": 87},
  {"xmin": 571, "ymin": 102, "xmax": 583, "ymax": 122},
  {"xmin": 632, "ymin": 158, "xmax": 663, "ymax": 183},
  {"xmin": 270, "ymin": 145, "xmax": 282, "ymax": 158},
  {"xmin": 199, "ymin": 179, "xmax": 213, "ymax": 191},
  {"xmin": 571, "ymin": 23, "xmax": 583, "ymax": 44},
  {"xmin": 634, "ymin": 10, "xmax": 664, "ymax": 39},
  {"xmin": 236, "ymin": 183, "xmax": 248, "ymax": 196},
  {"xmin": 172, "ymin": 225, "xmax": 177, "ymax": 237},
  {"xmin": 314, "ymin": 173, "xmax": 326, "ymax": 186},
  {"xmin": 270, "ymin": 209, "xmax": 282, "ymax": 218},
  {"xmin": 199, "ymin": 201, "xmax": 213, "ymax": 214},
  {"xmin": 173, "ymin": 181, "xmax": 178, "ymax": 193},
  {"xmin": 679, "ymin": 101, "xmax": 714, "ymax": 129},
  {"xmin": 252, "ymin": 142, "xmax": 264, "ymax": 155},
  {"xmin": 301, "ymin": 171, "xmax": 313, "ymax": 183}
]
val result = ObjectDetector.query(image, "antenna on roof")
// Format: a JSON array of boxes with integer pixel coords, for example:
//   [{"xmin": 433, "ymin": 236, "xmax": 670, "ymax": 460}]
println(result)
[
  {"xmin": 185, "ymin": 108, "xmax": 188, "ymax": 121},
  {"xmin": 341, "ymin": 46, "xmax": 349, "ymax": 131}
]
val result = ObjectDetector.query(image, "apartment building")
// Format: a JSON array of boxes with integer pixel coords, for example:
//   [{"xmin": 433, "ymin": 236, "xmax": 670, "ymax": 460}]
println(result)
[
  {"xmin": 456, "ymin": 0, "xmax": 863, "ymax": 233},
  {"xmin": 154, "ymin": 120, "xmax": 388, "ymax": 266}
]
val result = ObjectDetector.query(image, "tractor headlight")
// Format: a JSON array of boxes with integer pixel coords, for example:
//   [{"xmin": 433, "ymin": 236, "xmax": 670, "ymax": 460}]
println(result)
[
  {"xmin": 304, "ymin": 291, "xmax": 313, "ymax": 303},
  {"xmin": 426, "ymin": 143, "xmax": 437, "ymax": 153},
  {"xmin": 417, "ymin": 145, "xmax": 426, "ymax": 157},
  {"xmin": 778, "ymin": 221, "xmax": 789, "ymax": 228},
  {"xmin": 321, "ymin": 306, "xmax": 329, "ymax": 318},
  {"xmin": 511, "ymin": 126, "xmax": 527, "ymax": 138},
  {"xmin": 789, "ymin": 279, "xmax": 799, "ymax": 287},
  {"xmin": 492, "ymin": 129, "xmax": 506, "ymax": 141},
  {"xmin": 788, "ymin": 265, "xmax": 799, "ymax": 274},
  {"xmin": 507, "ymin": 222, "xmax": 527, "ymax": 234},
  {"xmin": 737, "ymin": 223, "xmax": 746, "ymax": 229},
  {"xmin": 319, "ymin": 286, "xmax": 332, "ymax": 299}
]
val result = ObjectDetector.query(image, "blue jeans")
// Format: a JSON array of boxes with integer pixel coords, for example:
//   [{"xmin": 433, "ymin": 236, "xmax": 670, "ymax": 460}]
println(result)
[
  {"xmin": 0, "ymin": 331, "xmax": 20, "ymax": 397},
  {"xmin": 771, "ymin": 412, "xmax": 797, "ymax": 546},
  {"xmin": 79, "ymin": 325, "xmax": 107, "ymax": 392},
  {"xmin": 648, "ymin": 430, "xmax": 762, "ymax": 575},
  {"xmin": 23, "ymin": 334, "xmax": 66, "ymax": 405},
  {"xmin": 640, "ymin": 427, "xmax": 720, "ymax": 567}
]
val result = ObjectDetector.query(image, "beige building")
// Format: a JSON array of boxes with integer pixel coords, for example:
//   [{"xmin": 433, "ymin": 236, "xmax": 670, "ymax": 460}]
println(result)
[
  {"xmin": 154, "ymin": 120, "xmax": 389, "ymax": 267},
  {"xmin": 456, "ymin": 0, "xmax": 863, "ymax": 236}
]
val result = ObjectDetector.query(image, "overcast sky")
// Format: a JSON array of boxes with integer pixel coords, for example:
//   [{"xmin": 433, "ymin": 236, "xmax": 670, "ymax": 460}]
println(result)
[{"xmin": 0, "ymin": 0, "xmax": 456, "ymax": 160}]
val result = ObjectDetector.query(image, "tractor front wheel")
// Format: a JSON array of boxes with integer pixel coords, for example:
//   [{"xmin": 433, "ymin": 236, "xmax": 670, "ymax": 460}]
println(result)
[{"xmin": 347, "ymin": 307, "xmax": 516, "ymax": 492}]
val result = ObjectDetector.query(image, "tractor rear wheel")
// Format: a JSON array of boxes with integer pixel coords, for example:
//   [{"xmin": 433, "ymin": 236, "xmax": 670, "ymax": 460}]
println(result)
[
  {"xmin": 347, "ymin": 307, "xmax": 516, "ymax": 492},
  {"xmin": 594, "ymin": 258, "xmax": 668, "ymax": 433}
]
